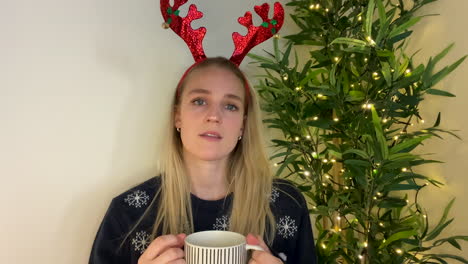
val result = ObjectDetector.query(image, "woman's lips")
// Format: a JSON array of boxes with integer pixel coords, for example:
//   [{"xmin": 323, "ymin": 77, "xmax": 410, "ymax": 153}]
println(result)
[{"xmin": 199, "ymin": 131, "xmax": 222, "ymax": 141}]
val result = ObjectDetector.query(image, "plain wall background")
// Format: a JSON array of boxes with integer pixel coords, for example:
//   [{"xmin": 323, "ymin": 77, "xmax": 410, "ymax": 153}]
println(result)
[{"xmin": 0, "ymin": 0, "xmax": 466, "ymax": 262}]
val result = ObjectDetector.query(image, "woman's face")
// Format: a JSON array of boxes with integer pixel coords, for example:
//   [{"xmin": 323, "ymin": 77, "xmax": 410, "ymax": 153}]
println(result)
[{"xmin": 175, "ymin": 66, "xmax": 246, "ymax": 162}]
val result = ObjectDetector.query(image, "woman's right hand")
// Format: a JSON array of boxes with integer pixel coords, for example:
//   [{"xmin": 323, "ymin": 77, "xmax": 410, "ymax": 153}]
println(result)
[{"xmin": 138, "ymin": 233, "xmax": 186, "ymax": 264}]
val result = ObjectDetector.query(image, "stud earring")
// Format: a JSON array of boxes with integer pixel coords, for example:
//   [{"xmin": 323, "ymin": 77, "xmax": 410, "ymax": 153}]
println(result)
[
  {"xmin": 238, "ymin": 135, "xmax": 242, "ymax": 141},
  {"xmin": 176, "ymin": 127, "xmax": 181, "ymax": 132}
]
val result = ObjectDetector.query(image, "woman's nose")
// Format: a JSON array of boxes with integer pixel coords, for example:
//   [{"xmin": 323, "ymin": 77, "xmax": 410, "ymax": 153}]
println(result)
[{"xmin": 206, "ymin": 106, "xmax": 222, "ymax": 123}]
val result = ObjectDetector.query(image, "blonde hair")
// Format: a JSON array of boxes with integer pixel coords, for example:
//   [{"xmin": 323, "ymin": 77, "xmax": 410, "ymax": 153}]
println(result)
[{"xmin": 153, "ymin": 57, "xmax": 276, "ymax": 243}]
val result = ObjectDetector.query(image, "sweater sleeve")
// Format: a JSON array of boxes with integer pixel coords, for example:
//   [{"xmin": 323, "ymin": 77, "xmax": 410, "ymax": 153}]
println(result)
[
  {"xmin": 89, "ymin": 200, "xmax": 130, "ymax": 264},
  {"xmin": 292, "ymin": 204, "xmax": 318, "ymax": 264}
]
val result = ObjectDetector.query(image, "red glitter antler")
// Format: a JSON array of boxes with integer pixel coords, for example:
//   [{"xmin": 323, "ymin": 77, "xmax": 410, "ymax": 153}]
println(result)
[
  {"xmin": 160, "ymin": 0, "xmax": 207, "ymax": 62},
  {"xmin": 230, "ymin": 2, "xmax": 284, "ymax": 66}
]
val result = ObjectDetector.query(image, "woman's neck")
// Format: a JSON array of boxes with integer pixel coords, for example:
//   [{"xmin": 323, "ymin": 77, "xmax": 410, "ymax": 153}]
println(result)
[{"xmin": 183, "ymin": 153, "xmax": 230, "ymax": 201}]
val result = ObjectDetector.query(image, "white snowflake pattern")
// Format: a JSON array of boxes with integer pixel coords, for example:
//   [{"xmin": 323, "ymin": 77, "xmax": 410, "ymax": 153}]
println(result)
[
  {"xmin": 269, "ymin": 187, "xmax": 280, "ymax": 203},
  {"xmin": 277, "ymin": 216, "xmax": 298, "ymax": 239},
  {"xmin": 213, "ymin": 215, "xmax": 230, "ymax": 231},
  {"xmin": 124, "ymin": 190, "xmax": 150, "ymax": 208},
  {"xmin": 131, "ymin": 231, "xmax": 150, "ymax": 254}
]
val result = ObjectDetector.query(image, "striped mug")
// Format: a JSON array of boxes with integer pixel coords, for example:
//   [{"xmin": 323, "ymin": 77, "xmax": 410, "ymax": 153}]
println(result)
[{"xmin": 185, "ymin": 230, "xmax": 263, "ymax": 264}]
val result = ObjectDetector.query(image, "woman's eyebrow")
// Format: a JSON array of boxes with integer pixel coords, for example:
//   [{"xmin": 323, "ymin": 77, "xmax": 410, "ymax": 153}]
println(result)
[
  {"xmin": 187, "ymin": 89, "xmax": 243, "ymax": 103},
  {"xmin": 225, "ymin": 94, "xmax": 243, "ymax": 103},
  {"xmin": 187, "ymin": 88, "xmax": 210, "ymax": 96}
]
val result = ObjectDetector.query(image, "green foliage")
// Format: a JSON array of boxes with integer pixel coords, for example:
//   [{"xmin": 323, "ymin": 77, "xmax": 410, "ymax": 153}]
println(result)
[{"xmin": 249, "ymin": 0, "xmax": 466, "ymax": 263}]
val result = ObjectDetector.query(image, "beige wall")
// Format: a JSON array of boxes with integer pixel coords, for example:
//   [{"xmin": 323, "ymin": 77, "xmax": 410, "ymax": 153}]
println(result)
[
  {"xmin": 409, "ymin": 0, "xmax": 468, "ymax": 257},
  {"xmin": 0, "ymin": 0, "xmax": 466, "ymax": 262}
]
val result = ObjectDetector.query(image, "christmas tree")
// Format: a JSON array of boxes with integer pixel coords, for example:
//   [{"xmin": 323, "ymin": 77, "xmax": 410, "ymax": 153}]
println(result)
[{"xmin": 249, "ymin": 0, "xmax": 467, "ymax": 262}]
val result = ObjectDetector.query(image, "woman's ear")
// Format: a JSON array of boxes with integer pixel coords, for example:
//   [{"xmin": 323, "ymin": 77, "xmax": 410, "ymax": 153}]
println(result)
[{"xmin": 174, "ymin": 106, "xmax": 181, "ymax": 128}]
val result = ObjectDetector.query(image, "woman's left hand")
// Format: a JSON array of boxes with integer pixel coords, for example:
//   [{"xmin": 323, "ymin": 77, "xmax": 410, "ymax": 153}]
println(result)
[{"xmin": 246, "ymin": 234, "xmax": 283, "ymax": 264}]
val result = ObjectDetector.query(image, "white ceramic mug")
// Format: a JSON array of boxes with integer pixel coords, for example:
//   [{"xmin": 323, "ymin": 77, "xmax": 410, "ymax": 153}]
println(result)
[{"xmin": 185, "ymin": 230, "xmax": 263, "ymax": 264}]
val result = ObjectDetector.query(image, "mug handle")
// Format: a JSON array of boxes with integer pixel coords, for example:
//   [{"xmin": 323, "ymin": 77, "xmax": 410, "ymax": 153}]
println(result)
[{"xmin": 246, "ymin": 244, "xmax": 264, "ymax": 251}]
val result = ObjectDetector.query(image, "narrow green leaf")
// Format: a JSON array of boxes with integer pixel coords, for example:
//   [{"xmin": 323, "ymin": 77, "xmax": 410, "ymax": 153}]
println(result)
[
  {"xmin": 379, "ymin": 230, "xmax": 417, "ymax": 249},
  {"xmin": 431, "ymin": 254, "xmax": 468, "ymax": 263},
  {"xmin": 388, "ymin": 17, "xmax": 422, "ymax": 39},
  {"xmin": 275, "ymin": 153, "xmax": 301, "ymax": 177},
  {"xmin": 430, "ymin": 55, "xmax": 467, "ymax": 87},
  {"xmin": 330, "ymin": 37, "xmax": 368, "ymax": 47},
  {"xmin": 426, "ymin": 218, "xmax": 454, "ymax": 241},
  {"xmin": 376, "ymin": 0, "xmax": 387, "ymax": 28},
  {"xmin": 269, "ymin": 151, "xmax": 292, "ymax": 160},
  {"xmin": 343, "ymin": 149, "xmax": 370, "ymax": 159},
  {"xmin": 280, "ymin": 43, "xmax": 293, "ymax": 67},
  {"xmin": 371, "ymin": 107, "xmax": 389, "ymax": 159},
  {"xmin": 365, "ymin": 0, "xmax": 376, "ymax": 37},
  {"xmin": 433, "ymin": 43, "xmax": 455, "ymax": 65},
  {"xmin": 390, "ymin": 135, "xmax": 431, "ymax": 154},
  {"xmin": 247, "ymin": 53, "xmax": 275, "ymax": 64},
  {"xmin": 381, "ymin": 61, "xmax": 392, "ymax": 86},
  {"xmin": 383, "ymin": 183, "xmax": 420, "ymax": 191},
  {"xmin": 426, "ymin": 89, "xmax": 456, "ymax": 97},
  {"xmin": 433, "ymin": 112, "xmax": 442, "ymax": 127}
]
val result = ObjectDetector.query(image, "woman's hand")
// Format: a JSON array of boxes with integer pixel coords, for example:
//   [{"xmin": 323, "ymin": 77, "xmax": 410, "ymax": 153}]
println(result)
[
  {"xmin": 138, "ymin": 233, "xmax": 186, "ymax": 264},
  {"xmin": 247, "ymin": 234, "xmax": 283, "ymax": 264}
]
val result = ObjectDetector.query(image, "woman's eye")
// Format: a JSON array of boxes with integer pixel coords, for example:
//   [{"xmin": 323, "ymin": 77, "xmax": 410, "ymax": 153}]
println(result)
[
  {"xmin": 192, "ymin": 98, "xmax": 206, "ymax": 106},
  {"xmin": 225, "ymin": 104, "xmax": 238, "ymax": 111}
]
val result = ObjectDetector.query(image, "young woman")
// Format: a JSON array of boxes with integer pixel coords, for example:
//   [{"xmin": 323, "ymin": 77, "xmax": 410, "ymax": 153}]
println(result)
[{"xmin": 89, "ymin": 57, "xmax": 317, "ymax": 264}]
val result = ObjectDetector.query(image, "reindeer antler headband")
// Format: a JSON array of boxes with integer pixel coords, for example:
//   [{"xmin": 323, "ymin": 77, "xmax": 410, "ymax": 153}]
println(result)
[{"xmin": 160, "ymin": 0, "xmax": 285, "ymax": 66}]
